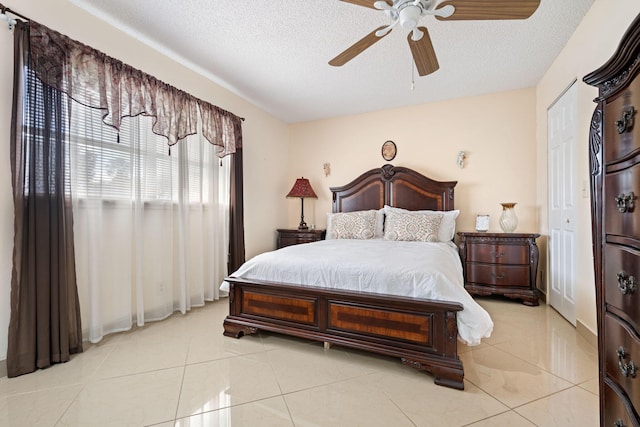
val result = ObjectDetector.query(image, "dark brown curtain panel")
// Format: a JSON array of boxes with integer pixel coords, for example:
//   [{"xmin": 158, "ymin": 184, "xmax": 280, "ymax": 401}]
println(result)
[
  {"xmin": 7, "ymin": 21, "xmax": 82, "ymax": 377},
  {"xmin": 229, "ymin": 147, "xmax": 245, "ymax": 273},
  {"xmin": 228, "ymin": 117, "xmax": 245, "ymax": 273}
]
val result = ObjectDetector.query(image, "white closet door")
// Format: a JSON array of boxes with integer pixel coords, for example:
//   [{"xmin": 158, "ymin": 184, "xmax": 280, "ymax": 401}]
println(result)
[{"xmin": 547, "ymin": 81, "xmax": 578, "ymax": 325}]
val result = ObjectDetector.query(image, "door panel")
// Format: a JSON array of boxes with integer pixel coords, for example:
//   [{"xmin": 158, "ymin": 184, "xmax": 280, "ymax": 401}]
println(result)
[{"xmin": 547, "ymin": 82, "xmax": 577, "ymax": 325}]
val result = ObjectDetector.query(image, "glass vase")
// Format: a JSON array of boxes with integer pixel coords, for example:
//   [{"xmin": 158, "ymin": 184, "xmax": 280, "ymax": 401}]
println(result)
[{"xmin": 499, "ymin": 203, "xmax": 518, "ymax": 233}]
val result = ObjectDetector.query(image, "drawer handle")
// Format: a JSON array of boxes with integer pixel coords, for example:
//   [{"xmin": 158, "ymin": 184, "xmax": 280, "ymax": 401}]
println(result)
[
  {"xmin": 490, "ymin": 250, "xmax": 505, "ymax": 258},
  {"xmin": 617, "ymin": 271, "xmax": 637, "ymax": 295},
  {"xmin": 615, "ymin": 192, "xmax": 635, "ymax": 213},
  {"xmin": 491, "ymin": 273, "xmax": 505, "ymax": 280},
  {"xmin": 614, "ymin": 420, "xmax": 625, "ymax": 427},
  {"xmin": 615, "ymin": 106, "xmax": 635, "ymax": 134},
  {"xmin": 617, "ymin": 346, "xmax": 637, "ymax": 378}
]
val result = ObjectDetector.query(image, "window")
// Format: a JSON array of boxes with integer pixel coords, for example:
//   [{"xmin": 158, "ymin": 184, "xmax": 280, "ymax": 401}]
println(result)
[{"xmin": 69, "ymin": 103, "xmax": 224, "ymax": 204}]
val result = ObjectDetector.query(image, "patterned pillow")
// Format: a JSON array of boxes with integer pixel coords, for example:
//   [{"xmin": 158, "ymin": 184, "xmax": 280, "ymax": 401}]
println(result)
[
  {"xmin": 327, "ymin": 210, "xmax": 377, "ymax": 240},
  {"xmin": 383, "ymin": 211, "xmax": 443, "ymax": 242},
  {"xmin": 384, "ymin": 205, "xmax": 459, "ymax": 242}
]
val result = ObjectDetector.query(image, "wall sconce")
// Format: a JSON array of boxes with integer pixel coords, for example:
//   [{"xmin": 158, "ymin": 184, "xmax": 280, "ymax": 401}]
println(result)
[
  {"xmin": 323, "ymin": 162, "xmax": 331, "ymax": 177},
  {"xmin": 286, "ymin": 177, "xmax": 318, "ymax": 230},
  {"xmin": 456, "ymin": 151, "xmax": 466, "ymax": 169}
]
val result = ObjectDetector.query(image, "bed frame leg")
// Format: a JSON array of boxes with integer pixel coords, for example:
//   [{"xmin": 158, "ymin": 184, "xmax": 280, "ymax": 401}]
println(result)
[
  {"xmin": 323, "ymin": 341, "xmax": 332, "ymax": 350},
  {"xmin": 223, "ymin": 319, "xmax": 258, "ymax": 338},
  {"xmin": 401, "ymin": 357, "xmax": 464, "ymax": 390}
]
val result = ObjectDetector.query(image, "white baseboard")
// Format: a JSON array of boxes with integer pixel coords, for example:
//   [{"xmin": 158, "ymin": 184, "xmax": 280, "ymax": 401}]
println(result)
[{"xmin": 576, "ymin": 320, "xmax": 597, "ymax": 348}]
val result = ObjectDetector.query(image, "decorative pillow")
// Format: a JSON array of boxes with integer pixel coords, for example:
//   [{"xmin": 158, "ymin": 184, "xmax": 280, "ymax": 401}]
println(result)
[
  {"xmin": 374, "ymin": 208, "xmax": 384, "ymax": 238},
  {"xmin": 384, "ymin": 205, "xmax": 459, "ymax": 242},
  {"xmin": 383, "ymin": 211, "xmax": 443, "ymax": 242},
  {"xmin": 326, "ymin": 210, "xmax": 377, "ymax": 240}
]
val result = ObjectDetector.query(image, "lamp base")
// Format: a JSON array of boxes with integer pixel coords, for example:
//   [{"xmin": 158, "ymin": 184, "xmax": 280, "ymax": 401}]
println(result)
[{"xmin": 298, "ymin": 198, "xmax": 309, "ymax": 230}]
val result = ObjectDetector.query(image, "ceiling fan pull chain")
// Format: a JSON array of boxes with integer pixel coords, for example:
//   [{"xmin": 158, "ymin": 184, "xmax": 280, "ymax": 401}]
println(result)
[{"xmin": 411, "ymin": 57, "xmax": 415, "ymax": 91}]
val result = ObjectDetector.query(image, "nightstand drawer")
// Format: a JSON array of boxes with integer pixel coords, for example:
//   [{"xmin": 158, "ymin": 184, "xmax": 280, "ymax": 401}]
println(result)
[
  {"xmin": 466, "ymin": 264, "xmax": 531, "ymax": 287},
  {"xmin": 277, "ymin": 229, "xmax": 325, "ymax": 249},
  {"xmin": 466, "ymin": 243, "xmax": 529, "ymax": 265}
]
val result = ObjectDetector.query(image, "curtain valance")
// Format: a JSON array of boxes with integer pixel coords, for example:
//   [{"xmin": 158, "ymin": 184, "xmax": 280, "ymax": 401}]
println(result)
[{"xmin": 27, "ymin": 20, "xmax": 241, "ymax": 157}]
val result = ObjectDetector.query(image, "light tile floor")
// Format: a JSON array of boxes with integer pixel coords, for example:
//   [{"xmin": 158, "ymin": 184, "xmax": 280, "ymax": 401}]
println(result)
[{"xmin": 0, "ymin": 297, "xmax": 599, "ymax": 426}]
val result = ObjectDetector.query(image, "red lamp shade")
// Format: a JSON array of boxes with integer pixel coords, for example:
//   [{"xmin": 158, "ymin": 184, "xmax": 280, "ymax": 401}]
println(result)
[
  {"xmin": 286, "ymin": 177, "xmax": 317, "ymax": 230},
  {"xmin": 286, "ymin": 178, "xmax": 318, "ymax": 199}
]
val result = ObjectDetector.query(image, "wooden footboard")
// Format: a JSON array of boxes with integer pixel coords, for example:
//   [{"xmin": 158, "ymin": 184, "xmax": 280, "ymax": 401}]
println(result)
[{"xmin": 223, "ymin": 277, "xmax": 465, "ymax": 390}]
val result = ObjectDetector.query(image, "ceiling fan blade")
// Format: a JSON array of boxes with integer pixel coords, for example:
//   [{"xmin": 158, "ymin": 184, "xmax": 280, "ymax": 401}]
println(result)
[
  {"xmin": 329, "ymin": 26, "xmax": 391, "ymax": 67},
  {"xmin": 435, "ymin": 0, "xmax": 540, "ymax": 21},
  {"xmin": 339, "ymin": 0, "xmax": 392, "ymax": 9},
  {"xmin": 408, "ymin": 27, "xmax": 439, "ymax": 76}
]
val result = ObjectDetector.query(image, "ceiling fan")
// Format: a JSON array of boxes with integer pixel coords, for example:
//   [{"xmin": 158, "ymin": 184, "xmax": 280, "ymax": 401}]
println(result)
[{"xmin": 329, "ymin": 0, "xmax": 541, "ymax": 76}]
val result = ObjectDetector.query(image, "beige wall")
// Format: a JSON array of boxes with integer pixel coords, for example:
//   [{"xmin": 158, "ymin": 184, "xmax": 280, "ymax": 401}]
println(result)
[
  {"xmin": 288, "ymin": 88, "xmax": 538, "ymax": 236},
  {"xmin": 535, "ymin": 0, "xmax": 640, "ymax": 336},
  {"xmin": 0, "ymin": 0, "xmax": 290, "ymax": 360}
]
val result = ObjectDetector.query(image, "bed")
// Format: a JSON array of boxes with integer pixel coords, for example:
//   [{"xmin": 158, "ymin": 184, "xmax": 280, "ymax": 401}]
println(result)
[{"xmin": 222, "ymin": 164, "xmax": 492, "ymax": 390}]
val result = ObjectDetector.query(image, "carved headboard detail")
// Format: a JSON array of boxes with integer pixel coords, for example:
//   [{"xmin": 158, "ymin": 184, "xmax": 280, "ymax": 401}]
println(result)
[{"xmin": 330, "ymin": 164, "xmax": 457, "ymax": 213}]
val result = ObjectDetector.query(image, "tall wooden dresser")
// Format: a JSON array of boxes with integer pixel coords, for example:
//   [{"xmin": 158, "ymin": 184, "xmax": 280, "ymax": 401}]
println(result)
[{"xmin": 584, "ymin": 13, "xmax": 640, "ymax": 426}]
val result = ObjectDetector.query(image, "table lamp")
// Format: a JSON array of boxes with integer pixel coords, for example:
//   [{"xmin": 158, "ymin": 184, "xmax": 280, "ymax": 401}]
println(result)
[{"xmin": 286, "ymin": 177, "xmax": 318, "ymax": 230}]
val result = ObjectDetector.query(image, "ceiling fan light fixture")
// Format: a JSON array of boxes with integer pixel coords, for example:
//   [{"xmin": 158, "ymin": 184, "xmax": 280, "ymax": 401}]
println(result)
[{"xmin": 399, "ymin": 5, "xmax": 422, "ymax": 29}]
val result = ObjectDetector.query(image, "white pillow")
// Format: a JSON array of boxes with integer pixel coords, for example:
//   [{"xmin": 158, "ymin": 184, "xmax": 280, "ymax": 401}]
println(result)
[
  {"xmin": 383, "ymin": 211, "xmax": 443, "ymax": 242},
  {"xmin": 384, "ymin": 205, "xmax": 459, "ymax": 242},
  {"xmin": 326, "ymin": 210, "xmax": 377, "ymax": 240}
]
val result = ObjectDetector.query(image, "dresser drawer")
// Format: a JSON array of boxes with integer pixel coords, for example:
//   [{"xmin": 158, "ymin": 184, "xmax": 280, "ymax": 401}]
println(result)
[
  {"xmin": 605, "ymin": 313, "xmax": 640, "ymax": 410},
  {"xmin": 603, "ymin": 379, "xmax": 640, "ymax": 427},
  {"xmin": 466, "ymin": 243, "xmax": 529, "ymax": 265},
  {"xmin": 605, "ymin": 162, "xmax": 640, "ymax": 240},
  {"xmin": 605, "ymin": 244, "xmax": 640, "ymax": 332},
  {"xmin": 466, "ymin": 264, "xmax": 530, "ymax": 287},
  {"xmin": 605, "ymin": 77, "xmax": 640, "ymax": 165}
]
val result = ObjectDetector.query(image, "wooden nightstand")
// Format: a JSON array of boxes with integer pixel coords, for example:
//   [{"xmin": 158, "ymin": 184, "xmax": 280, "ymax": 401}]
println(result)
[
  {"xmin": 457, "ymin": 232, "xmax": 541, "ymax": 306},
  {"xmin": 277, "ymin": 229, "xmax": 326, "ymax": 249}
]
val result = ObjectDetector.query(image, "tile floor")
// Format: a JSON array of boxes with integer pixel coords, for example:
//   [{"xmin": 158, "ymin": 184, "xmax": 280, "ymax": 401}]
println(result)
[{"xmin": 0, "ymin": 297, "xmax": 599, "ymax": 426}]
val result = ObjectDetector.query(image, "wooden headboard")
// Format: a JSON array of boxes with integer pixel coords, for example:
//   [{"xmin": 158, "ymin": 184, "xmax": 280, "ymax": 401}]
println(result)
[{"xmin": 330, "ymin": 164, "xmax": 457, "ymax": 213}]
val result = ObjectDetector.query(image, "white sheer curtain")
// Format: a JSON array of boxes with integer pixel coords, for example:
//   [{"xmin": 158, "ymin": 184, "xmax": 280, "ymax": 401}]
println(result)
[{"xmin": 69, "ymin": 104, "xmax": 230, "ymax": 343}]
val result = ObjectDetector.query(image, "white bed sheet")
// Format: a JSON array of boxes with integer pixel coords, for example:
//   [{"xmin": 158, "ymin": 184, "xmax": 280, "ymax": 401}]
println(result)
[{"xmin": 221, "ymin": 239, "xmax": 493, "ymax": 345}]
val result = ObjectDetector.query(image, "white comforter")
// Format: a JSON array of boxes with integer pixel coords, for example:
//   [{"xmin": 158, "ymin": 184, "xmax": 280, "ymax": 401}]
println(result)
[{"xmin": 221, "ymin": 239, "xmax": 493, "ymax": 345}]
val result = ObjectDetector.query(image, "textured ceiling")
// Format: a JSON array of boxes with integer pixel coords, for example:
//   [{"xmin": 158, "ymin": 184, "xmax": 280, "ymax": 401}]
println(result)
[{"xmin": 69, "ymin": 0, "xmax": 595, "ymax": 123}]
